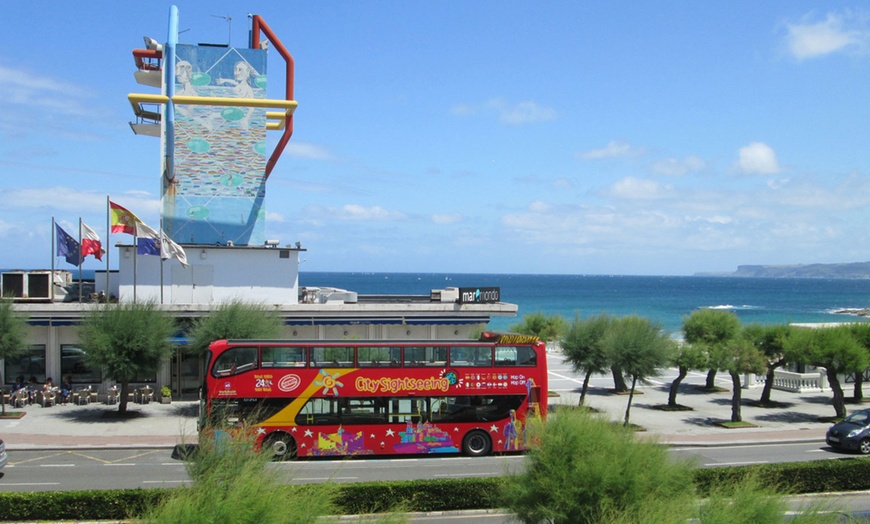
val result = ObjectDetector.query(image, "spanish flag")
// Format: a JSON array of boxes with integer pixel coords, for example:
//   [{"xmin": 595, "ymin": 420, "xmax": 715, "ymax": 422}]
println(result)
[{"xmin": 109, "ymin": 201, "xmax": 141, "ymax": 235}]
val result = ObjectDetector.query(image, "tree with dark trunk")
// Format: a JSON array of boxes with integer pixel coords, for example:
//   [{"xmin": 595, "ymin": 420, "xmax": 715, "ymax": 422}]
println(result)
[
  {"xmin": 78, "ymin": 301, "xmax": 176, "ymax": 413},
  {"xmin": 682, "ymin": 309, "xmax": 740, "ymax": 391},
  {"xmin": 561, "ymin": 314, "xmax": 612, "ymax": 407},
  {"xmin": 848, "ymin": 323, "xmax": 870, "ymax": 402},
  {"xmin": 667, "ymin": 343, "xmax": 707, "ymax": 408},
  {"xmin": 602, "ymin": 315, "xmax": 672, "ymax": 426},
  {"xmin": 742, "ymin": 323, "xmax": 792, "ymax": 405},
  {"xmin": 720, "ymin": 336, "xmax": 767, "ymax": 423},
  {"xmin": 0, "ymin": 299, "xmax": 28, "ymax": 416},
  {"xmin": 788, "ymin": 325, "xmax": 868, "ymax": 419}
]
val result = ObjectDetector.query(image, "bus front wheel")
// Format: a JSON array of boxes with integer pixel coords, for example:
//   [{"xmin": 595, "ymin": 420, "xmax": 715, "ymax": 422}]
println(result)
[
  {"xmin": 264, "ymin": 432, "xmax": 297, "ymax": 461},
  {"xmin": 462, "ymin": 430, "xmax": 492, "ymax": 457}
]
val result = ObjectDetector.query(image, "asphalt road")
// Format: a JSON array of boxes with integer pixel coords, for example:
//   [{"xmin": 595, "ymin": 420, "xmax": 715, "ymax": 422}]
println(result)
[{"xmin": 2, "ymin": 441, "xmax": 860, "ymax": 492}]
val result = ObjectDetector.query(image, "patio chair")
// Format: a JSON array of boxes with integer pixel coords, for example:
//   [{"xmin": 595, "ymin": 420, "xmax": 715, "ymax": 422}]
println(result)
[
  {"xmin": 75, "ymin": 386, "xmax": 91, "ymax": 405},
  {"xmin": 12, "ymin": 388, "xmax": 28, "ymax": 408},
  {"xmin": 106, "ymin": 386, "xmax": 119, "ymax": 405},
  {"xmin": 139, "ymin": 386, "xmax": 154, "ymax": 404},
  {"xmin": 40, "ymin": 389, "xmax": 56, "ymax": 407}
]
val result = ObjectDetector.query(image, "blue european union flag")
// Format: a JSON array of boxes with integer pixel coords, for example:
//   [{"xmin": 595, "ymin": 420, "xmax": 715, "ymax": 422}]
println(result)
[{"xmin": 55, "ymin": 224, "xmax": 82, "ymax": 266}]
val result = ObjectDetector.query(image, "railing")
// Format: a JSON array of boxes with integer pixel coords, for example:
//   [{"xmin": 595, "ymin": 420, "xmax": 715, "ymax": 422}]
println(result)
[{"xmin": 743, "ymin": 370, "xmax": 829, "ymax": 392}]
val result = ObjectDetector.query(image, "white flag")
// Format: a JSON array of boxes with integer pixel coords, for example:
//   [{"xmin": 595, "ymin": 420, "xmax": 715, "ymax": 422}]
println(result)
[{"xmin": 160, "ymin": 230, "xmax": 188, "ymax": 268}]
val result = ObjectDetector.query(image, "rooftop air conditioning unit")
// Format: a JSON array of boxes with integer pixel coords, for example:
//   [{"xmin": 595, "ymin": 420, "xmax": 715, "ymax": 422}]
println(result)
[
  {"xmin": 1, "ymin": 270, "xmax": 70, "ymax": 301},
  {"xmin": 430, "ymin": 287, "xmax": 459, "ymax": 303}
]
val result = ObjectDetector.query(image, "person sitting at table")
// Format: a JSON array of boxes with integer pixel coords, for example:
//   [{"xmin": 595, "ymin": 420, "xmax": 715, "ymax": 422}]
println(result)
[
  {"xmin": 11, "ymin": 376, "xmax": 26, "ymax": 393},
  {"xmin": 26, "ymin": 376, "xmax": 38, "ymax": 405},
  {"xmin": 59, "ymin": 376, "xmax": 73, "ymax": 405}
]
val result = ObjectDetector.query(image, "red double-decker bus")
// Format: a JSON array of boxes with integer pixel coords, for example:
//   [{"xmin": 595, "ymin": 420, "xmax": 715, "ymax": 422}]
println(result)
[{"xmin": 201, "ymin": 333, "xmax": 547, "ymax": 459}]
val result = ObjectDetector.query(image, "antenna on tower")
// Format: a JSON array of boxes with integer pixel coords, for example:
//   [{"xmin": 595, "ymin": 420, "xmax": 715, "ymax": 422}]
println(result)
[{"xmin": 211, "ymin": 14, "xmax": 232, "ymax": 46}]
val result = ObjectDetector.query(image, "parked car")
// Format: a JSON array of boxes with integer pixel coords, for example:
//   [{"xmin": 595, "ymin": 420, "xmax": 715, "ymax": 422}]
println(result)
[
  {"xmin": 0, "ymin": 438, "xmax": 7, "ymax": 469},
  {"xmin": 826, "ymin": 408, "xmax": 870, "ymax": 454}
]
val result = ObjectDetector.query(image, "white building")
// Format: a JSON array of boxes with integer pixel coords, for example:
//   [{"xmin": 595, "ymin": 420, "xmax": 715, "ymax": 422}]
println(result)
[{"xmin": 2, "ymin": 245, "xmax": 517, "ymax": 400}]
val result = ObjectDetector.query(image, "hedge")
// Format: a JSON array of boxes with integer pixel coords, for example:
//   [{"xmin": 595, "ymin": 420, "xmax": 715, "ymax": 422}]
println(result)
[{"xmin": 1, "ymin": 459, "xmax": 869, "ymax": 522}]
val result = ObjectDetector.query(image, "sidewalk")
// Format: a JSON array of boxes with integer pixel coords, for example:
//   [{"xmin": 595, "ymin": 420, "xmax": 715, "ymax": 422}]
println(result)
[
  {"xmin": 0, "ymin": 379, "xmax": 845, "ymax": 451},
  {"xmin": 551, "ymin": 380, "xmax": 836, "ymax": 448},
  {"xmin": 0, "ymin": 399, "xmax": 198, "ymax": 450}
]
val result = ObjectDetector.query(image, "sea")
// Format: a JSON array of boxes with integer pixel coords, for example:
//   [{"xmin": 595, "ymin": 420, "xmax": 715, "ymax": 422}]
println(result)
[{"xmin": 299, "ymin": 272, "xmax": 870, "ymax": 337}]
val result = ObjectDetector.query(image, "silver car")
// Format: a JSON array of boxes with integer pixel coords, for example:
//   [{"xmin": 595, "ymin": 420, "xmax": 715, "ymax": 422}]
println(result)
[{"xmin": 0, "ymin": 438, "xmax": 7, "ymax": 469}]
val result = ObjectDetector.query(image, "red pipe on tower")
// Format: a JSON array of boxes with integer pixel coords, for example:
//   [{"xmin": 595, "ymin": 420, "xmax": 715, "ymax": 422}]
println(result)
[{"xmin": 251, "ymin": 15, "xmax": 295, "ymax": 181}]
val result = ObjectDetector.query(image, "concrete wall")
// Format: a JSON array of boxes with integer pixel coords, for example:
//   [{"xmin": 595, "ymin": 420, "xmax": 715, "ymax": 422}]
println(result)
[{"xmin": 117, "ymin": 244, "xmax": 301, "ymax": 305}]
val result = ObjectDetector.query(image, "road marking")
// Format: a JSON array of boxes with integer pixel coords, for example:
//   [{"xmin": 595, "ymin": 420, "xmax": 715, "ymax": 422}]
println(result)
[
  {"xmin": 39, "ymin": 464, "xmax": 75, "ymax": 468},
  {"xmin": 548, "ymin": 371, "xmax": 585, "ymax": 384},
  {"xmin": 294, "ymin": 477, "xmax": 357, "ymax": 481},
  {"xmin": 4, "ymin": 482, "xmax": 60, "ymax": 486},
  {"xmin": 143, "ymin": 480, "xmax": 188, "ymax": 484},
  {"xmin": 103, "ymin": 463, "xmax": 136, "ymax": 466},
  {"xmin": 434, "ymin": 473, "xmax": 497, "ymax": 478},
  {"xmin": 711, "ymin": 461, "xmax": 769, "ymax": 467}
]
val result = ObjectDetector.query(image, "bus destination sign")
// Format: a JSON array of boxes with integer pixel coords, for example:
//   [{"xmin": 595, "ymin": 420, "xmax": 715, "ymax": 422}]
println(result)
[{"xmin": 458, "ymin": 287, "xmax": 500, "ymax": 304}]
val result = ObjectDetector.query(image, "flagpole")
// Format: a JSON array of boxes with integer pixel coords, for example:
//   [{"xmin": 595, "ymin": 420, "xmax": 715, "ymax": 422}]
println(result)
[
  {"xmin": 78, "ymin": 218, "xmax": 83, "ymax": 303},
  {"xmin": 105, "ymin": 196, "xmax": 110, "ymax": 300},
  {"xmin": 159, "ymin": 217, "xmax": 164, "ymax": 304},
  {"xmin": 50, "ymin": 216, "xmax": 56, "ymax": 302},
  {"xmin": 133, "ymin": 229, "xmax": 138, "ymax": 304}
]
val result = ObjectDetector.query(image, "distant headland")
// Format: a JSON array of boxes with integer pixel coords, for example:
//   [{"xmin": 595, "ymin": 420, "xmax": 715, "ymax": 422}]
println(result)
[{"xmin": 697, "ymin": 262, "xmax": 870, "ymax": 279}]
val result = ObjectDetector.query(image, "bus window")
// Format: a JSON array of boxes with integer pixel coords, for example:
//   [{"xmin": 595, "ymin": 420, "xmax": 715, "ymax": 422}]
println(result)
[
  {"xmin": 449, "ymin": 346, "xmax": 493, "ymax": 367},
  {"xmin": 388, "ymin": 397, "xmax": 424, "ymax": 424},
  {"xmin": 342, "ymin": 398, "xmax": 387, "ymax": 424},
  {"xmin": 403, "ymin": 346, "xmax": 447, "ymax": 367},
  {"xmin": 262, "ymin": 346, "xmax": 307, "ymax": 368},
  {"xmin": 296, "ymin": 397, "xmax": 340, "ymax": 425},
  {"xmin": 495, "ymin": 346, "xmax": 537, "ymax": 367},
  {"xmin": 312, "ymin": 346, "xmax": 354, "ymax": 367},
  {"xmin": 212, "ymin": 346, "xmax": 259, "ymax": 377},
  {"xmin": 358, "ymin": 346, "xmax": 401, "ymax": 367}
]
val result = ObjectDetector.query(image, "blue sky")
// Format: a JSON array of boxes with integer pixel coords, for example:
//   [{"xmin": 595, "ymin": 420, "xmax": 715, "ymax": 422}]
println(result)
[{"xmin": 2, "ymin": 2, "xmax": 870, "ymax": 276}]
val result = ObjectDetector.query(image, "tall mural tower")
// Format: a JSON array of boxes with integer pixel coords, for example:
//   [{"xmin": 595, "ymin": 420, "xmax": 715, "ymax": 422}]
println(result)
[{"xmin": 129, "ymin": 6, "xmax": 296, "ymax": 246}]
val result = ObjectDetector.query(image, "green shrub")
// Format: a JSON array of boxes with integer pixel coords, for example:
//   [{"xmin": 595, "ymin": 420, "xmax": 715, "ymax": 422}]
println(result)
[
  {"xmin": 143, "ymin": 428, "xmax": 336, "ymax": 524},
  {"xmin": 501, "ymin": 409, "xmax": 696, "ymax": 524}
]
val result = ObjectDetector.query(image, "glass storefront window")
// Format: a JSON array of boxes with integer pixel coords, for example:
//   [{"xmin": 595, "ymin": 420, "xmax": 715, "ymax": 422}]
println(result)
[
  {"xmin": 4, "ymin": 345, "xmax": 46, "ymax": 385},
  {"xmin": 60, "ymin": 345, "xmax": 102, "ymax": 384}
]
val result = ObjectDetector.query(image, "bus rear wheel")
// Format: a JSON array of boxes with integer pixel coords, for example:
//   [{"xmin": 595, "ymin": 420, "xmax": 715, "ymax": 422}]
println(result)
[
  {"xmin": 264, "ymin": 432, "xmax": 297, "ymax": 461},
  {"xmin": 462, "ymin": 430, "xmax": 492, "ymax": 457}
]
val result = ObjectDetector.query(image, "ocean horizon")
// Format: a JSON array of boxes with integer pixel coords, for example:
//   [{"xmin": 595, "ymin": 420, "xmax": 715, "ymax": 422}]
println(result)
[
  {"xmin": 299, "ymin": 272, "xmax": 870, "ymax": 336},
  {"xmin": 15, "ymin": 269, "xmax": 870, "ymax": 337}
]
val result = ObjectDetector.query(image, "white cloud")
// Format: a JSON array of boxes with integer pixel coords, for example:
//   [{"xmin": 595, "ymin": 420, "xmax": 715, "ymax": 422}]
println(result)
[
  {"xmin": 305, "ymin": 204, "xmax": 407, "ymax": 222},
  {"xmin": 579, "ymin": 140, "xmax": 643, "ymax": 160},
  {"xmin": 736, "ymin": 142, "xmax": 781, "ymax": 174},
  {"xmin": 285, "ymin": 142, "xmax": 332, "ymax": 160},
  {"xmin": 0, "ymin": 64, "xmax": 112, "ymax": 141},
  {"xmin": 265, "ymin": 210, "xmax": 285, "ymax": 222},
  {"xmin": 432, "ymin": 213, "xmax": 461, "ymax": 224},
  {"xmin": 785, "ymin": 11, "xmax": 870, "ymax": 60},
  {"xmin": 607, "ymin": 177, "xmax": 672, "ymax": 200},
  {"xmin": 3, "ymin": 187, "xmax": 110, "ymax": 212},
  {"xmin": 452, "ymin": 98, "xmax": 556, "ymax": 125},
  {"xmin": 651, "ymin": 156, "xmax": 705, "ymax": 176},
  {"xmin": 488, "ymin": 98, "xmax": 556, "ymax": 124}
]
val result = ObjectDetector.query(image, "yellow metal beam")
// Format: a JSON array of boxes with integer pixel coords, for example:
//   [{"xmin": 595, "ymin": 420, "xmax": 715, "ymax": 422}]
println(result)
[{"xmin": 127, "ymin": 93, "xmax": 298, "ymax": 117}]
